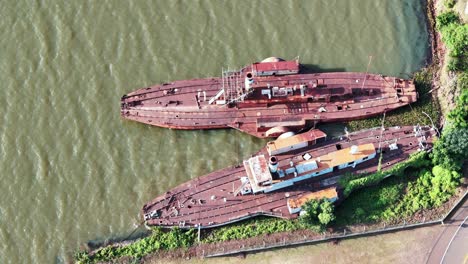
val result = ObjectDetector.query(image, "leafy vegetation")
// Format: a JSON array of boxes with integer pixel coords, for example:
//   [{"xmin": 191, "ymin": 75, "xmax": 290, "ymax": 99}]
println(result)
[
  {"xmin": 339, "ymin": 151, "xmax": 430, "ymax": 197},
  {"xmin": 446, "ymin": 87, "xmax": 467, "ymax": 128},
  {"xmin": 431, "ymin": 87, "xmax": 468, "ymax": 171},
  {"xmin": 335, "ymin": 175, "xmax": 408, "ymax": 225},
  {"xmin": 436, "ymin": 11, "xmax": 468, "ymax": 72},
  {"xmin": 75, "ymin": 228, "xmax": 196, "ymax": 263},
  {"xmin": 441, "ymin": 23, "xmax": 468, "ymax": 57},
  {"xmin": 202, "ymin": 217, "xmax": 307, "ymax": 243},
  {"xmin": 336, "ymin": 163, "xmax": 462, "ymax": 226},
  {"xmin": 385, "ymin": 165, "xmax": 461, "ymax": 218},
  {"xmin": 431, "ymin": 128, "xmax": 468, "ymax": 171},
  {"xmin": 299, "ymin": 199, "xmax": 336, "ymax": 227},
  {"xmin": 436, "ymin": 11, "xmax": 459, "ymax": 30},
  {"xmin": 444, "ymin": 0, "xmax": 456, "ymax": 9}
]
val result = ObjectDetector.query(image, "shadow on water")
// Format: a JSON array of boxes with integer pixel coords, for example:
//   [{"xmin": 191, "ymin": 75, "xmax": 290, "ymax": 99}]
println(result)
[
  {"xmin": 315, "ymin": 123, "xmax": 347, "ymax": 138},
  {"xmin": 300, "ymin": 64, "xmax": 346, "ymax": 74}
]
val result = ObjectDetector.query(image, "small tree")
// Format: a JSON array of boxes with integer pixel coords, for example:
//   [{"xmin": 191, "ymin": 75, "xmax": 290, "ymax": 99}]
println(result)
[
  {"xmin": 447, "ymin": 88, "xmax": 468, "ymax": 128},
  {"xmin": 300, "ymin": 199, "xmax": 335, "ymax": 227},
  {"xmin": 318, "ymin": 200, "xmax": 336, "ymax": 226},
  {"xmin": 436, "ymin": 11, "xmax": 459, "ymax": 30},
  {"xmin": 431, "ymin": 128, "xmax": 468, "ymax": 171}
]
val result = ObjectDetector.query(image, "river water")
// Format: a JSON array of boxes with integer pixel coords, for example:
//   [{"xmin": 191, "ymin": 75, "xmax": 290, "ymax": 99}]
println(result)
[{"xmin": 0, "ymin": 1, "xmax": 429, "ymax": 263}]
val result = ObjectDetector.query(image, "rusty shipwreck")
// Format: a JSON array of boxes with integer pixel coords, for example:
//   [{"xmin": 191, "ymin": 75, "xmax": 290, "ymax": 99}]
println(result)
[
  {"xmin": 142, "ymin": 125, "xmax": 436, "ymax": 229},
  {"xmin": 121, "ymin": 58, "xmax": 417, "ymax": 138}
]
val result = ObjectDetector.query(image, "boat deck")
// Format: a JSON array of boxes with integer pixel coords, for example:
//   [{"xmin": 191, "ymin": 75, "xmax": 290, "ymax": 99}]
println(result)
[
  {"xmin": 142, "ymin": 126, "xmax": 436, "ymax": 228},
  {"xmin": 121, "ymin": 72, "xmax": 417, "ymax": 138}
]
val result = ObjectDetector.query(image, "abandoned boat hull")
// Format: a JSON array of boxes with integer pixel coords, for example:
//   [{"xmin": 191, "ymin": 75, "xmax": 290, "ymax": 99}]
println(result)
[
  {"xmin": 142, "ymin": 125, "xmax": 436, "ymax": 229},
  {"xmin": 121, "ymin": 60, "xmax": 417, "ymax": 138}
]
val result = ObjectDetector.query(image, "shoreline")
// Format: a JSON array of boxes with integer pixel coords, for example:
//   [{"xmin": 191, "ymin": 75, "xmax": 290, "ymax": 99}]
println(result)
[{"xmin": 422, "ymin": 0, "xmax": 446, "ymax": 126}]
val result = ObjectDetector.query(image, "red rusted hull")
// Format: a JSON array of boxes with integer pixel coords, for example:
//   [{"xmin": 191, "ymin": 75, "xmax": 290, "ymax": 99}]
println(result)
[
  {"xmin": 121, "ymin": 62, "xmax": 417, "ymax": 138},
  {"xmin": 142, "ymin": 126, "xmax": 436, "ymax": 229}
]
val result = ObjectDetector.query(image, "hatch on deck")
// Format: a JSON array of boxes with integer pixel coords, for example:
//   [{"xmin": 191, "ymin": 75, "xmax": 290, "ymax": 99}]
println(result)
[{"xmin": 252, "ymin": 60, "xmax": 299, "ymax": 76}]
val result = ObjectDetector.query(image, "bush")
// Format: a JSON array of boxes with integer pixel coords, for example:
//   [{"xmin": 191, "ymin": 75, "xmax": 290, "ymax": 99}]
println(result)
[
  {"xmin": 386, "ymin": 166, "xmax": 461, "ymax": 217},
  {"xmin": 341, "ymin": 151, "xmax": 430, "ymax": 196},
  {"xmin": 335, "ymin": 175, "xmax": 406, "ymax": 225},
  {"xmin": 202, "ymin": 217, "xmax": 306, "ymax": 243},
  {"xmin": 457, "ymin": 72, "xmax": 468, "ymax": 91},
  {"xmin": 447, "ymin": 88, "xmax": 468, "ymax": 128},
  {"xmin": 83, "ymin": 227, "xmax": 196, "ymax": 263},
  {"xmin": 436, "ymin": 11, "xmax": 459, "ymax": 30},
  {"xmin": 444, "ymin": 0, "xmax": 456, "ymax": 9},
  {"xmin": 443, "ymin": 24, "xmax": 468, "ymax": 57},
  {"xmin": 300, "ymin": 199, "xmax": 335, "ymax": 227},
  {"xmin": 431, "ymin": 128, "xmax": 468, "ymax": 171},
  {"xmin": 74, "ymin": 250, "xmax": 91, "ymax": 264}
]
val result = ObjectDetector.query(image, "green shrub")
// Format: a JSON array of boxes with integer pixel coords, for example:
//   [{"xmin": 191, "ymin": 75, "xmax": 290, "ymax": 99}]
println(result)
[
  {"xmin": 300, "ymin": 199, "xmax": 335, "ymax": 227},
  {"xmin": 74, "ymin": 250, "xmax": 91, "ymax": 264},
  {"xmin": 385, "ymin": 166, "xmax": 461, "ymax": 217},
  {"xmin": 202, "ymin": 217, "xmax": 307, "ymax": 243},
  {"xmin": 85, "ymin": 227, "xmax": 196, "ymax": 263},
  {"xmin": 444, "ymin": 0, "xmax": 456, "ymax": 9},
  {"xmin": 441, "ymin": 23, "xmax": 468, "ymax": 57},
  {"xmin": 447, "ymin": 88, "xmax": 468, "ymax": 128},
  {"xmin": 457, "ymin": 72, "xmax": 468, "ymax": 91},
  {"xmin": 341, "ymin": 151, "xmax": 430, "ymax": 197},
  {"xmin": 436, "ymin": 11, "xmax": 460, "ymax": 30},
  {"xmin": 431, "ymin": 128, "xmax": 468, "ymax": 171},
  {"xmin": 447, "ymin": 56, "xmax": 467, "ymax": 71},
  {"xmin": 335, "ymin": 176, "xmax": 406, "ymax": 225}
]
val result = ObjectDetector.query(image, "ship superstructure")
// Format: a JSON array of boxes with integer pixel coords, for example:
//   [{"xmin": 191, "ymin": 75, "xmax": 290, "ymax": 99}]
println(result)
[
  {"xmin": 121, "ymin": 58, "xmax": 417, "ymax": 138},
  {"xmin": 142, "ymin": 125, "xmax": 436, "ymax": 228}
]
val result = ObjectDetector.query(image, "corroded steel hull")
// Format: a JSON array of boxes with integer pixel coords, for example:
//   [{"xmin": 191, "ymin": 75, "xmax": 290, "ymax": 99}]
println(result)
[
  {"xmin": 142, "ymin": 126, "xmax": 436, "ymax": 229},
  {"xmin": 121, "ymin": 62, "xmax": 417, "ymax": 138}
]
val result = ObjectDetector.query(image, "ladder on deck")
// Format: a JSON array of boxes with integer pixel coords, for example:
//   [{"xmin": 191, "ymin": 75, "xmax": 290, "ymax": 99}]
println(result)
[{"xmin": 222, "ymin": 69, "xmax": 245, "ymax": 103}]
